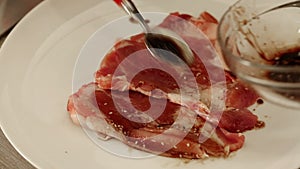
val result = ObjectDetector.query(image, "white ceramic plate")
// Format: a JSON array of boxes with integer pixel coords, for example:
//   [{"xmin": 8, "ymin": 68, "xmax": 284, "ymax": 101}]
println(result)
[{"xmin": 0, "ymin": 0, "xmax": 300, "ymax": 169}]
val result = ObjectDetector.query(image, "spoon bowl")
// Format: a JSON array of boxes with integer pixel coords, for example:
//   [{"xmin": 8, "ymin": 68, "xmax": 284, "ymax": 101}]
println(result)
[
  {"xmin": 113, "ymin": 0, "xmax": 194, "ymax": 66},
  {"xmin": 145, "ymin": 27, "xmax": 195, "ymax": 65}
]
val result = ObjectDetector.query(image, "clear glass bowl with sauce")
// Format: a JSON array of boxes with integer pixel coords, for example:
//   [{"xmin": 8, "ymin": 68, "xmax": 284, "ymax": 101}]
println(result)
[{"xmin": 217, "ymin": 0, "xmax": 300, "ymax": 108}]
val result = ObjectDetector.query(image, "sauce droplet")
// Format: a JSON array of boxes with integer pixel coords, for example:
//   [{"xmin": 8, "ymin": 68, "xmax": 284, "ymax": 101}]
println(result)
[
  {"xmin": 255, "ymin": 120, "xmax": 265, "ymax": 129},
  {"xmin": 257, "ymin": 99, "xmax": 264, "ymax": 105}
]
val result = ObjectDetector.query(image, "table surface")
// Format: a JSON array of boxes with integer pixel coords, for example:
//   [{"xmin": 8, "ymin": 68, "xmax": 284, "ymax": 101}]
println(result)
[
  {"xmin": 0, "ymin": 32, "xmax": 36, "ymax": 169},
  {"xmin": 0, "ymin": 130, "xmax": 36, "ymax": 169}
]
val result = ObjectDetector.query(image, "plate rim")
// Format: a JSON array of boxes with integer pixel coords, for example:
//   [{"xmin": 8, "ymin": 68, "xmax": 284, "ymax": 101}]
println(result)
[{"xmin": 1, "ymin": 0, "xmax": 299, "ymax": 169}]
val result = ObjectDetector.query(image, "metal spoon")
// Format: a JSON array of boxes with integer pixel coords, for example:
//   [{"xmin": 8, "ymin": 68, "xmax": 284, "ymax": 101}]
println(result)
[
  {"xmin": 113, "ymin": 0, "xmax": 194, "ymax": 65},
  {"xmin": 256, "ymin": 0, "xmax": 300, "ymax": 17}
]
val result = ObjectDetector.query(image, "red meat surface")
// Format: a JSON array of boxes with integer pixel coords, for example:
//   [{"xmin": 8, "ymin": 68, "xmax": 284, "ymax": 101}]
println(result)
[
  {"xmin": 68, "ymin": 83, "xmax": 245, "ymax": 158},
  {"xmin": 67, "ymin": 12, "xmax": 263, "ymax": 159}
]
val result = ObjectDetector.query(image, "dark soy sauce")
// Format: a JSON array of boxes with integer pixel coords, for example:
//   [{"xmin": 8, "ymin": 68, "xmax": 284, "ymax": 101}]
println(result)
[
  {"xmin": 267, "ymin": 49, "xmax": 300, "ymax": 83},
  {"xmin": 265, "ymin": 48, "xmax": 300, "ymax": 101},
  {"xmin": 257, "ymin": 99, "xmax": 264, "ymax": 105},
  {"xmin": 145, "ymin": 33, "xmax": 188, "ymax": 65}
]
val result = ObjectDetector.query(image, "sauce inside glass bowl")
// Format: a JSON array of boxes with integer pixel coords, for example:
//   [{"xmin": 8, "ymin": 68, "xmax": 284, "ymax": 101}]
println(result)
[
  {"xmin": 267, "ymin": 48, "xmax": 300, "ymax": 83},
  {"xmin": 264, "ymin": 47, "xmax": 300, "ymax": 101}
]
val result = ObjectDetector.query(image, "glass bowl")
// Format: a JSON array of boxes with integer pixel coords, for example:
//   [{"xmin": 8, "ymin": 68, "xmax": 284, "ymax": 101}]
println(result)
[{"xmin": 217, "ymin": 0, "xmax": 300, "ymax": 109}]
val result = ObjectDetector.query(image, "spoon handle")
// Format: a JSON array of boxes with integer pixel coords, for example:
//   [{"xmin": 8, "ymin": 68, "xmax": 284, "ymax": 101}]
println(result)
[
  {"xmin": 113, "ymin": 0, "xmax": 151, "ymax": 32},
  {"xmin": 259, "ymin": 0, "xmax": 300, "ymax": 16}
]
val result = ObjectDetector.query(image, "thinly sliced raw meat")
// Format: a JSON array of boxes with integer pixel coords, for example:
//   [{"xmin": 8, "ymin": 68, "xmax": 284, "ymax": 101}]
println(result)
[
  {"xmin": 95, "ymin": 12, "xmax": 260, "ymax": 132},
  {"xmin": 67, "ymin": 12, "xmax": 263, "ymax": 160},
  {"xmin": 67, "ymin": 83, "xmax": 245, "ymax": 158},
  {"xmin": 219, "ymin": 109, "xmax": 258, "ymax": 133}
]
